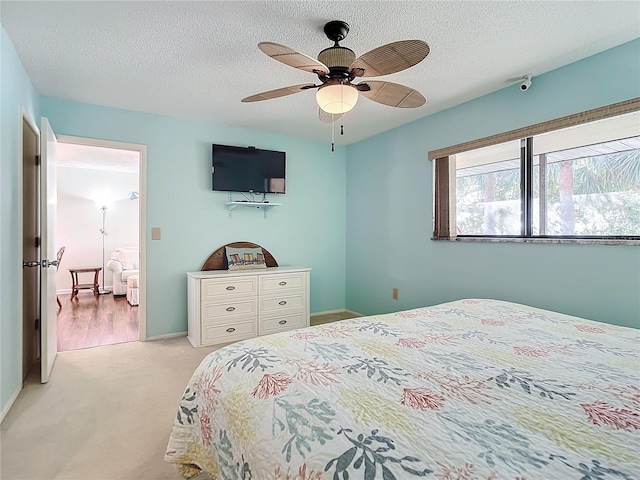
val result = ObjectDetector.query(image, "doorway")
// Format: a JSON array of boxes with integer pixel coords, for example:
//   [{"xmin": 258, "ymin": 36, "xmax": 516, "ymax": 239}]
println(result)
[
  {"xmin": 55, "ymin": 137, "xmax": 147, "ymax": 351},
  {"xmin": 21, "ymin": 117, "xmax": 40, "ymax": 379}
]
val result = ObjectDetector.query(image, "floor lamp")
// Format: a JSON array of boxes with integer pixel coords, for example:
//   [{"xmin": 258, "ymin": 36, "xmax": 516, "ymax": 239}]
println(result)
[{"xmin": 99, "ymin": 205, "xmax": 110, "ymax": 294}]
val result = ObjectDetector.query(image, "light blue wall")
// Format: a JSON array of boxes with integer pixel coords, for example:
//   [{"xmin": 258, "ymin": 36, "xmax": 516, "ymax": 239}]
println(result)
[
  {"xmin": 0, "ymin": 26, "xmax": 40, "ymax": 410},
  {"xmin": 345, "ymin": 39, "xmax": 640, "ymax": 329},
  {"xmin": 40, "ymin": 98, "xmax": 347, "ymax": 338}
]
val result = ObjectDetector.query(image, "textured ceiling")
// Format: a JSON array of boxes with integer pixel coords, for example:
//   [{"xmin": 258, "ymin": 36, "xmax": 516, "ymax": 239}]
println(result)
[{"xmin": 2, "ymin": 1, "xmax": 639, "ymax": 145}]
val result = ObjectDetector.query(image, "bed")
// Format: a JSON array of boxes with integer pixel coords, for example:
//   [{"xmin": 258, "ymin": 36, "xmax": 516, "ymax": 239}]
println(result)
[{"xmin": 165, "ymin": 299, "xmax": 639, "ymax": 479}]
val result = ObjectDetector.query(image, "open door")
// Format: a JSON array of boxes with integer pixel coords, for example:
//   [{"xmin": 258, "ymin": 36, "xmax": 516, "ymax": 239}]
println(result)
[{"xmin": 40, "ymin": 117, "xmax": 58, "ymax": 383}]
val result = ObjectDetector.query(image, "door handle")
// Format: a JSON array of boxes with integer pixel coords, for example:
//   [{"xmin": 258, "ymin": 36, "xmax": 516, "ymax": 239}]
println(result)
[{"xmin": 25, "ymin": 259, "xmax": 58, "ymax": 268}]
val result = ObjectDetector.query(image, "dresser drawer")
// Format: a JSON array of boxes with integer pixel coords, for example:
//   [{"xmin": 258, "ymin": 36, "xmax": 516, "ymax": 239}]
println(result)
[
  {"xmin": 202, "ymin": 298, "xmax": 257, "ymax": 321},
  {"xmin": 201, "ymin": 277, "xmax": 257, "ymax": 299},
  {"xmin": 202, "ymin": 320, "xmax": 256, "ymax": 345},
  {"xmin": 260, "ymin": 293, "xmax": 304, "ymax": 316},
  {"xmin": 260, "ymin": 312, "xmax": 306, "ymax": 335},
  {"xmin": 259, "ymin": 273, "xmax": 305, "ymax": 294}
]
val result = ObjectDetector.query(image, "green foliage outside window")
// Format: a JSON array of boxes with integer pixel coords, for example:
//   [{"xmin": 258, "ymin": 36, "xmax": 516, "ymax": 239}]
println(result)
[{"xmin": 456, "ymin": 149, "xmax": 640, "ymax": 236}]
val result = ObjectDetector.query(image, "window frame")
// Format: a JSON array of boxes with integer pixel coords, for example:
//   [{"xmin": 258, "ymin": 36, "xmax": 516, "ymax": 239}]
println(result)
[{"xmin": 431, "ymin": 98, "xmax": 640, "ymax": 244}]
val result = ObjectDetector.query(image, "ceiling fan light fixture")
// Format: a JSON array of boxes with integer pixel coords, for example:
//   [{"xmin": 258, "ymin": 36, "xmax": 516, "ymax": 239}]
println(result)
[
  {"xmin": 247, "ymin": 20, "xmax": 429, "ymax": 130},
  {"xmin": 316, "ymin": 84, "xmax": 359, "ymax": 114}
]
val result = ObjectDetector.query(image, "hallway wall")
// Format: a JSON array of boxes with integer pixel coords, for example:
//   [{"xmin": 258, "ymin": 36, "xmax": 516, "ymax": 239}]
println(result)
[{"xmin": 0, "ymin": 26, "xmax": 40, "ymax": 417}]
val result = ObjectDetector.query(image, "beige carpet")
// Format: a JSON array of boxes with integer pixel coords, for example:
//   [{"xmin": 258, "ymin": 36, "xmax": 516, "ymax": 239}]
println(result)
[
  {"xmin": 1, "ymin": 337, "xmax": 220, "ymax": 480},
  {"xmin": 1, "ymin": 314, "xmax": 354, "ymax": 480}
]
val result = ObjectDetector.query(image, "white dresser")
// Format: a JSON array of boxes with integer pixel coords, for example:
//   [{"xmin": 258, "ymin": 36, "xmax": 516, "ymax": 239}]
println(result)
[{"xmin": 187, "ymin": 267, "xmax": 311, "ymax": 347}]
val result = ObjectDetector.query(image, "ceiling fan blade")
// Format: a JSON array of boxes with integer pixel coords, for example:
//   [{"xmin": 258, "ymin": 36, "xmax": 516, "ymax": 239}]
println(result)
[
  {"xmin": 318, "ymin": 108, "xmax": 344, "ymax": 124},
  {"xmin": 359, "ymin": 81, "xmax": 426, "ymax": 108},
  {"xmin": 349, "ymin": 40, "xmax": 430, "ymax": 77},
  {"xmin": 258, "ymin": 42, "xmax": 329, "ymax": 75},
  {"xmin": 241, "ymin": 83, "xmax": 317, "ymax": 103}
]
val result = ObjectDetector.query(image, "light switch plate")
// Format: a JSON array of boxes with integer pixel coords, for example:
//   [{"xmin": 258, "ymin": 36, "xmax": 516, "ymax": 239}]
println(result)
[{"xmin": 151, "ymin": 227, "xmax": 161, "ymax": 240}]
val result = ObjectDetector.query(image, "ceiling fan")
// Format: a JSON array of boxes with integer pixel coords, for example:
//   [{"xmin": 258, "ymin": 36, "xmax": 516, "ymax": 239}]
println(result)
[{"xmin": 241, "ymin": 20, "xmax": 430, "ymax": 122}]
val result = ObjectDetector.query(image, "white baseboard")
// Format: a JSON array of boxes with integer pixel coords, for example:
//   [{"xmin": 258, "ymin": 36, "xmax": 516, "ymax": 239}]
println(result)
[
  {"xmin": 146, "ymin": 331, "xmax": 187, "ymax": 341},
  {"xmin": 311, "ymin": 309, "xmax": 363, "ymax": 318},
  {"xmin": 1, "ymin": 385, "xmax": 22, "ymax": 424},
  {"xmin": 146, "ymin": 313, "xmax": 363, "ymax": 342}
]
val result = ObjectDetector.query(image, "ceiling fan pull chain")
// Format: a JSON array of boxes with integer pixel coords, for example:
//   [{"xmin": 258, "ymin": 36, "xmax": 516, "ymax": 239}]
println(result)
[
  {"xmin": 331, "ymin": 115, "xmax": 335, "ymax": 152},
  {"xmin": 338, "ymin": 87, "xmax": 344, "ymax": 139}
]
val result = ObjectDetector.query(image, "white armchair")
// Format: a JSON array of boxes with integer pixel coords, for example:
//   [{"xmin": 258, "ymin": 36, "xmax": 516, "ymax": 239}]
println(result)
[{"xmin": 106, "ymin": 248, "xmax": 139, "ymax": 296}]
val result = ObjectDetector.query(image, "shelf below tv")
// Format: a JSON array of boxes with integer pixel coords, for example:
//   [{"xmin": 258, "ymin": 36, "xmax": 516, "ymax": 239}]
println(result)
[{"xmin": 225, "ymin": 201, "xmax": 283, "ymax": 219}]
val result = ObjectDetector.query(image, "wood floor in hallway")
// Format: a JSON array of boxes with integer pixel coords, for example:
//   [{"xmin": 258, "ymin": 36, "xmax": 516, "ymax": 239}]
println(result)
[{"xmin": 56, "ymin": 292, "xmax": 139, "ymax": 351}]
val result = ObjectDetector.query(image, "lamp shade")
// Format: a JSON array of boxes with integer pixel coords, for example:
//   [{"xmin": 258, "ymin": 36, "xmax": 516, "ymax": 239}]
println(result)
[{"xmin": 316, "ymin": 84, "xmax": 359, "ymax": 114}]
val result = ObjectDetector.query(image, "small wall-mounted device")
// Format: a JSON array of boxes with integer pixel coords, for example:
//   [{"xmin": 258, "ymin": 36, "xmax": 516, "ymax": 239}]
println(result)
[{"xmin": 520, "ymin": 74, "xmax": 533, "ymax": 91}]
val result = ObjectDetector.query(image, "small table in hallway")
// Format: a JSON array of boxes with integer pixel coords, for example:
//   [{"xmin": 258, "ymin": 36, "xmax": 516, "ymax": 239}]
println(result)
[{"xmin": 68, "ymin": 266, "xmax": 102, "ymax": 300}]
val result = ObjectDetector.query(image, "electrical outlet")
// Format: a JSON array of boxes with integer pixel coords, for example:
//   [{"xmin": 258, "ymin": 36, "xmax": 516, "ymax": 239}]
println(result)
[
  {"xmin": 151, "ymin": 227, "xmax": 161, "ymax": 240},
  {"xmin": 392, "ymin": 288, "xmax": 398, "ymax": 300}
]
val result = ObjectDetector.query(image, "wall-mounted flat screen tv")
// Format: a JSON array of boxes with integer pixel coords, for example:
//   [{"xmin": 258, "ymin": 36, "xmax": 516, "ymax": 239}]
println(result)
[{"xmin": 212, "ymin": 144, "xmax": 286, "ymax": 194}]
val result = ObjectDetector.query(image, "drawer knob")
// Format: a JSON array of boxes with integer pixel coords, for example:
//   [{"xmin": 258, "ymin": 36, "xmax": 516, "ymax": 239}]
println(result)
[
  {"xmin": 226, "ymin": 286, "xmax": 235, "ymax": 291},
  {"xmin": 279, "ymin": 281, "xmax": 287, "ymax": 286},
  {"xmin": 226, "ymin": 306, "xmax": 236, "ymax": 312},
  {"xmin": 278, "ymin": 300, "xmax": 287, "ymax": 305},
  {"xmin": 278, "ymin": 320, "xmax": 287, "ymax": 325},
  {"xmin": 226, "ymin": 327, "xmax": 236, "ymax": 333}
]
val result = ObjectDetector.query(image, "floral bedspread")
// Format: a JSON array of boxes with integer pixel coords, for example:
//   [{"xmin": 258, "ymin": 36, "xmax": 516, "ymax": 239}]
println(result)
[{"xmin": 165, "ymin": 299, "xmax": 640, "ymax": 480}]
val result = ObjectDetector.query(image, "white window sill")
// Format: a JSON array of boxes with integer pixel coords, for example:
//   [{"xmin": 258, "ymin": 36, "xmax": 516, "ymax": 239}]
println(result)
[{"xmin": 432, "ymin": 236, "xmax": 640, "ymax": 246}]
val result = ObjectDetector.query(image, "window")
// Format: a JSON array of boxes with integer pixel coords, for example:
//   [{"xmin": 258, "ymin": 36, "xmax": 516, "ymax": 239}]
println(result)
[
  {"xmin": 432, "ymin": 99, "xmax": 640, "ymax": 242},
  {"xmin": 455, "ymin": 140, "xmax": 522, "ymax": 236},
  {"xmin": 532, "ymin": 117, "xmax": 639, "ymax": 237}
]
